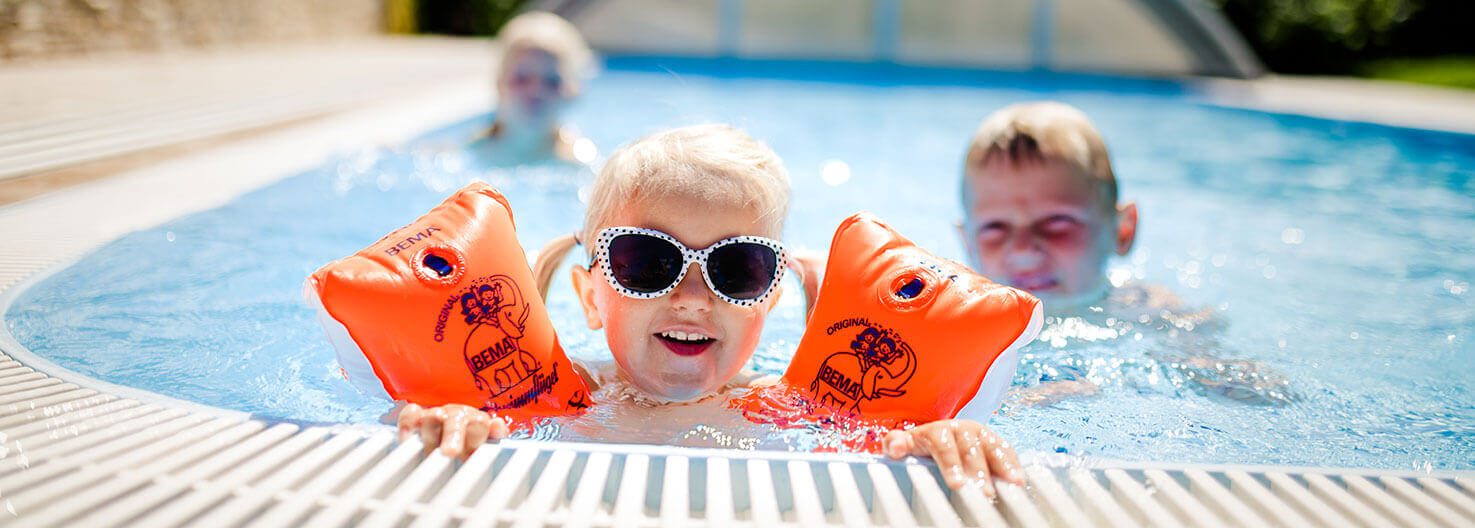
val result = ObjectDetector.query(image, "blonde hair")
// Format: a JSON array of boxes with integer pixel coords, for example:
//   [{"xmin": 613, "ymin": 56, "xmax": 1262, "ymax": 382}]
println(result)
[
  {"xmin": 534, "ymin": 124, "xmax": 791, "ymax": 297},
  {"xmin": 497, "ymin": 11, "xmax": 593, "ymax": 97},
  {"xmin": 962, "ymin": 101, "xmax": 1117, "ymax": 207}
]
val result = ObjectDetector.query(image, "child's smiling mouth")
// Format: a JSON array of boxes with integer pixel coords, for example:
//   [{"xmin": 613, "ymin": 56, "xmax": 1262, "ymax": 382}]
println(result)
[
  {"xmin": 655, "ymin": 330, "xmax": 716, "ymax": 356},
  {"xmin": 1011, "ymin": 273, "xmax": 1059, "ymax": 291}
]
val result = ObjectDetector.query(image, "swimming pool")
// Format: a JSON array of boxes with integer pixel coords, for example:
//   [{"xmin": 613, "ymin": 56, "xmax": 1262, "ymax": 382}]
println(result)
[{"xmin": 7, "ymin": 56, "xmax": 1474, "ymax": 472}]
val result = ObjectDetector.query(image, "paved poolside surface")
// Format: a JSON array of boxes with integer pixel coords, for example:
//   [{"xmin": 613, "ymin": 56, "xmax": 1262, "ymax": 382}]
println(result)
[{"xmin": 2, "ymin": 36, "xmax": 1473, "ymax": 206}]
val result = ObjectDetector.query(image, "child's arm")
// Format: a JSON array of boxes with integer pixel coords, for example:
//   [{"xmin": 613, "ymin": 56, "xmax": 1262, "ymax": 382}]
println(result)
[
  {"xmin": 882, "ymin": 419, "xmax": 1024, "ymax": 494},
  {"xmin": 787, "ymin": 250, "xmax": 826, "ymax": 315}
]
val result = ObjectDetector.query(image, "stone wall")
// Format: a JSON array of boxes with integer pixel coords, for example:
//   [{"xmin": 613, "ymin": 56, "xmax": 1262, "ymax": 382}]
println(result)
[{"xmin": 1, "ymin": 0, "xmax": 384, "ymax": 60}]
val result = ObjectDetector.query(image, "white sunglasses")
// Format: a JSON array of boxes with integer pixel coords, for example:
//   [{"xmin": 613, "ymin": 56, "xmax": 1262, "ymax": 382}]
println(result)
[{"xmin": 588, "ymin": 226, "xmax": 788, "ymax": 306}]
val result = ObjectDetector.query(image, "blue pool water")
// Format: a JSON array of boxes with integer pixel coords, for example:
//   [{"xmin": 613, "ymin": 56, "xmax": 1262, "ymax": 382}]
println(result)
[{"xmin": 7, "ymin": 57, "xmax": 1475, "ymax": 470}]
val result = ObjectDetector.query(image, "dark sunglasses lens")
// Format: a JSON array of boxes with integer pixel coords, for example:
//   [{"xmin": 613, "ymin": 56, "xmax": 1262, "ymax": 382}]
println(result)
[
  {"xmin": 707, "ymin": 243, "xmax": 779, "ymax": 299},
  {"xmin": 608, "ymin": 234, "xmax": 683, "ymax": 293}
]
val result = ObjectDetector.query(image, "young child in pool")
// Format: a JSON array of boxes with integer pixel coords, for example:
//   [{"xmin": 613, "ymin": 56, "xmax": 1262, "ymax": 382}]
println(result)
[
  {"xmin": 959, "ymin": 102, "xmax": 1290, "ymax": 406},
  {"xmin": 401, "ymin": 124, "xmax": 1025, "ymax": 493},
  {"xmin": 473, "ymin": 11, "xmax": 596, "ymax": 164},
  {"xmin": 958, "ymin": 101, "xmax": 1139, "ymax": 311}
]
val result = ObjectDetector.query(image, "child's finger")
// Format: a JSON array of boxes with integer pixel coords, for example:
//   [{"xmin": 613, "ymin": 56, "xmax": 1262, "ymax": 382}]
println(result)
[
  {"xmin": 419, "ymin": 408, "xmax": 445, "ymax": 454},
  {"xmin": 440, "ymin": 411, "xmax": 469, "ymax": 458},
  {"xmin": 462, "ymin": 416, "xmax": 492, "ymax": 457},
  {"xmin": 487, "ymin": 415, "xmax": 512, "ymax": 440},
  {"xmin": 920, "ymin": 426, "xmax": 966, "ymax": 489},
  {"xmin": 882, "ymin": 429, "xmax": 913, "ymax": 459},
  {"xmin": 397, "ymin": 403, "xmax": 424, "ymax": 442},
  {"xmin": 983, "ymin": 432, "xmax": 1025, "ymax": 485},
  {"xmin": 954, "ymin": 427, "xmax": 996, "ymax": 497}
]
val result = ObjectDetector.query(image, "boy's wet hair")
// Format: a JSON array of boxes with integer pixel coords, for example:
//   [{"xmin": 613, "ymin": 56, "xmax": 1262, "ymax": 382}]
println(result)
[
  {"xmin": 961, "ymin": 101, "xmax": 1117, "ymax": 208},
  {"xmin": 533, "ymin": 124, "xmax": 791, "ymax": 297}
]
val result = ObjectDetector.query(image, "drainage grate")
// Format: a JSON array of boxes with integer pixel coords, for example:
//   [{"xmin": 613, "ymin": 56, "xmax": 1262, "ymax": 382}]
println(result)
[{"xmin": 2, "ymin": 387, "xmax": 1473, "ymax": 527}]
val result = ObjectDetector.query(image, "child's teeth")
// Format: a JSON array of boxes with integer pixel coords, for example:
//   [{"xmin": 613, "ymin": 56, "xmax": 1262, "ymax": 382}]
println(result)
[{"xmin": 661, "ymin": 330, "xmax": 708, "ymax": 342}]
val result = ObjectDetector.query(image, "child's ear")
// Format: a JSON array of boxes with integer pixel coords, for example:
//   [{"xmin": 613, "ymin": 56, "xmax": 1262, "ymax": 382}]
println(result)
[
  {"xmin": 569, "ymin": 266, "xmax": 604, "ymax": 330},
  {"xmin": 1115, "ymin": 202, "xmax": 1139, "ymax": 256}
]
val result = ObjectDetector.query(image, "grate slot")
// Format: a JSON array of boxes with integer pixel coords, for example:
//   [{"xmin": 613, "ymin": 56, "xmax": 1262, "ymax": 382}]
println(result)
[
  {"xmin": 1380, "ymin": 476, "xmax": 1465, "ymax": 527},
  {"xmin": 1023, "ymin": 466, "xmax": 1091, "ymax": 526},
  {"xmin": 1418, "ymin": 477, "xmax": 1475, "ymax": 518},
  {"xmin": 1224, "ymin": 470, "xmax": 1309, "ymax": 525},
  {"xmin": 246, "ymin": 433, "xmax": 395, "ymax": 527},
  {"xmin": 746, "ymin": 458, "xmax": 782, "ymax": 525},
  {"xmin": 194, "ymin": 430, "xmax": 361, "ymax": 527},
  {"xmin": 0, "ymin": 380, "xmax": 80, "ymax": 407},
  {"xmin": 0, "ymin": 393, "xmax": 126, "ymax": 431},
  {"xmin": 304, "ymin": 434, "xmax": 425, "ymax": 527},
  {"xmin": 904, "ymin": 464, "xmax": 963, "ymax": 527},
  {"xmin": 0, "ymin": 407, "xmax": 192, "ymax": 485},
  {"xmin": 1101, "ymin": 468, "xmax": 1179, "ymax": 526},
  {"xmin": 1456, "ymin": 477, "xmax": 1475, "ymax": 496},
  {"xmin": 462, "ymin": 445, "xmax": 542, "ymax": 528},
  {"xmin": 1263, "ymin": 472, "xmax": 1355, "ymax": 527},
  {"xmin": 1, "ymin": 397, "xmax": 138, "ymax": 445},
  {"xmin": 1143, "ymin": 469, "xmax": 1225, "ymax": 527},
  {"xmin": 360, "ymin": 449, "xmax": 456, "ymax": 528},
  {"xmin": 1182, "ymin": 468, "xmax": 1265, "ymax": 526},
  {"xmin": 787, "ymin": 460, "xmax": 829, "ymax": 526},
  {"xmin": 0, "ymin": 407, "xmax": 196, "ymax": 495},
  {"xmin": 826, "ymin": 461, "xmax": 877, "ymax": 527},
  {"xmin": 410, "ymin": 444, "xmax": 504, "ymax": 528},
  {"xmin": 0, "ymin": 377, "xmax": 60, "ymax": 397},
  {"xmin": 658, "ymin": 454, "xmax": 690, "ymax": 526},
  {"xmin": 563, "ymin": 450, "xmax": 614, "ymax": 528},
  {"xmin": 994, "ymin": 480, "xmax": 1048, "ymax": 528},
  {"xmin": 865, "ymin": 462, "xmax": 919, "ymax": 526},
  {"xmin": 697, "ymin": 456, "xmax": 732, "ymax": 526},
  {"xmin": 1068, "ymin": 468, "xmax": 1136, "ymax": 527},
  {"xmin": 1342, "ymin": 474, "xmax": 1435, "ymax": 526},
  {"xmin": 0, "ymin": 371, "xmax": 44, "ymax": 386},
  {"xmin": 10, "ymin": 417, "xmax": 255, "ymax": 526},
  {"xmin": 0, "ymin": 386, "xmax": 105, "ymax": 421},
  {"xmin": 1302, "ymin": 473, "xmax": 1393, "ymax": 527},
  {"xmin": 0, "ymin": 384, "xmax": 86, "ymax": 406},
  {"xmin": 513, "ymin": 449, "xmax": 580, "ymax": 528},
  {"xmin": 610, "ymin": 452, "xmax": 652, "ymax": 525},
  {"xmin": 121, "ymin": 425, "xmax": 326, "ymax": 527}
]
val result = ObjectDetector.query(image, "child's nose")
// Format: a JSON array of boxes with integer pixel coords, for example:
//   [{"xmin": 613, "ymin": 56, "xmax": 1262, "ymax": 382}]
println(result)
[
  {"xmin": 1004, "ymin": 232, "xmax": 1047, "ymax": 268},
  {"xmin": 669, "ymin": 263, "xmax": 715, "ymax": 312}
]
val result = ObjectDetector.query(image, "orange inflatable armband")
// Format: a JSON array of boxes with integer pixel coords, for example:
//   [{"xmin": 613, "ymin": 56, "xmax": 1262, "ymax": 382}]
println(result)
[
  {"xmin": 763, "ymin": 212, "xmax": 1042, "ymax": 424},
  {"xmin": 305, "ymin": 182, "xmax": 590, "ymax": 417}
]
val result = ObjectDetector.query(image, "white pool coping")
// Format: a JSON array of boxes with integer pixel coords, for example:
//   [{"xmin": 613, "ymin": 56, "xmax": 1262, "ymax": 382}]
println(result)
[{"xmin": 1, "ymin": 58, "xmax": 1474, "ymax": 526}]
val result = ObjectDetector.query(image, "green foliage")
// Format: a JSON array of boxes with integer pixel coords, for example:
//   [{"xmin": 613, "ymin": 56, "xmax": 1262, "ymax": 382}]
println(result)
[
  {"xmin": 1361, "ymin": 57, "xmax": 1475, "ymax": 90},
  {"xmin": 1223, "ymin": 0, "xmax": 1420, "ymax": 50},
  {"xmin": 1213, "ymin": 0, "xmax": 1474, "ymax": 74}
]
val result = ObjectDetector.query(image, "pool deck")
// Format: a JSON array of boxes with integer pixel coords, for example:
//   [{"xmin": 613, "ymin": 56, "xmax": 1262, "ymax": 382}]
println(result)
[{"xmin": 2, "ymin": 38, "xmax": 1474, "ymax": 526}]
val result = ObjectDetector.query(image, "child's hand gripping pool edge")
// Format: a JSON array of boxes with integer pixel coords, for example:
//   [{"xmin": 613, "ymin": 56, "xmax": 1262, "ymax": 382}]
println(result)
[
  {"xmin": 396, "ymin": 402, "xmax": 511, "ymax": 460},
  {"xmin": 883, "ymin": 419, "xmax": 1025, "ymax": 495}
]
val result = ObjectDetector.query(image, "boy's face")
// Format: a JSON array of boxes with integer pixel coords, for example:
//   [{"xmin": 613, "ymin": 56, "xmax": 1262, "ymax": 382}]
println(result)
[
  {"xmin": 496, "ymin": 48, "xmax": 569, "ymax": 129},
  {"xmin": 961, "ymin": 157, "xmax": 1136, "ymax": 308},
  {"xmin": 572, "ymin": 195, "xmax": 780, "ymax": 402}
]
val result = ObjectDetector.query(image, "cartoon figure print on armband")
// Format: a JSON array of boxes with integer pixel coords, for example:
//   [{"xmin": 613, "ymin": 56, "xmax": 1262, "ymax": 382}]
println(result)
[
  {"xmin": 809, "ymin": 325, "xmax": 918, "ymax": 415},
  {"xmin": 457, "ymin": 275, "xmax": 559, "ymax": 411}
]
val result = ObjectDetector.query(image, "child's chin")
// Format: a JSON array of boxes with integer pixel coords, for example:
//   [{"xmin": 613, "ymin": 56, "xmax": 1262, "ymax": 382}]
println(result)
[{"xmin": 646, "ymin": 373, "xmax": 721, "ymax": 402}]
